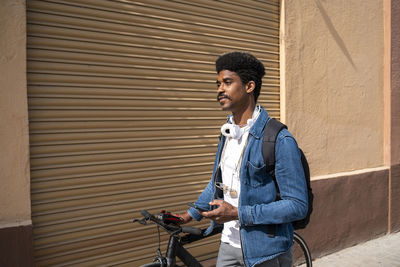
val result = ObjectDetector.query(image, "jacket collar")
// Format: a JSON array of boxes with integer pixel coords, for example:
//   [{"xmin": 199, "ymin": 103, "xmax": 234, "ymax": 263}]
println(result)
[
  {"xmin": 249, "ymin": 106, "xmax": 270, "ymax": 139},
  {"xmin": 225, "ymin": 106, "xmax": 270, "ymax": 140}
]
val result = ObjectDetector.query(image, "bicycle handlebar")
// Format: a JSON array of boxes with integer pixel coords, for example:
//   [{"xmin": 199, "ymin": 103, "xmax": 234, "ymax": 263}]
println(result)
[
  {"xmin": 181, "ymin": 226, "xmax": 202, "ymax": 236},
  {"xmin": 135, "ymin": 210, "xmax": 203, "ymax": 236},
  {"xmin": 140, "ymin": 210, "xmax": 153, "ymax": 220}
]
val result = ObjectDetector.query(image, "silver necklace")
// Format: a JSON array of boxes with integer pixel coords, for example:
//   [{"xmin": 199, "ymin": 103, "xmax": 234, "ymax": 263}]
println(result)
[{"xmin": 216, "ymin": 134, "xmax": 249, "ymax": 198}]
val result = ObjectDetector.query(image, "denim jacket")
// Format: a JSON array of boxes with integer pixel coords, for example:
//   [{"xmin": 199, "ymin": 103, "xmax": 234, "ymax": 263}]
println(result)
[{"xmin": 188, "ymin": 107, "xmax": 308, "ymax": 267}]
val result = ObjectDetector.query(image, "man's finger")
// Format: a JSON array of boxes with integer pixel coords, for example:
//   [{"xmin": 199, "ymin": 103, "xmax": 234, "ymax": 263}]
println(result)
[
  {"xmin": 209, "ymin": 199, "xmax": 224, "ymax": 206},
  {"xmin": 199, "ymin": 210, "xmax": 210, "ymax": 217},
  {"xmin": 200, "ymin": 208, "xmax": 218, "ymax": 218}
]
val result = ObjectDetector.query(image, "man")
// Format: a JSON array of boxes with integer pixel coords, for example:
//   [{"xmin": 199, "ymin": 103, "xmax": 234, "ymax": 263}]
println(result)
[{"xmin": 178, "ymin": 51, "xmax": 308, "ymax": 267}]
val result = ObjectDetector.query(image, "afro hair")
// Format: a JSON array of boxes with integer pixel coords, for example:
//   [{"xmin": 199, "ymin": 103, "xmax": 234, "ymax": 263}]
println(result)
[{"xmin": 216, "ymin": 51, "xmax": 265, "ymax": 102}]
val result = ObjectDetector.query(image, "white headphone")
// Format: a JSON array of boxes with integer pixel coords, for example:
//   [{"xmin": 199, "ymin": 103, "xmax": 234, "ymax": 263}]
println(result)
[
  {"xmin": 220, "ymin": 106, "xmax": 261, "ymax": 139},
  {"xmin": 220, "ymin": 123, "xmax": 243, "ymax": 139}
]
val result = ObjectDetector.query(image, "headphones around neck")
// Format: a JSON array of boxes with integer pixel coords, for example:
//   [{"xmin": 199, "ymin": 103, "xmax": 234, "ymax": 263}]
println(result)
[{"xmin": 220, "ymin": 106, "xmax": 261, "ymax": 139}]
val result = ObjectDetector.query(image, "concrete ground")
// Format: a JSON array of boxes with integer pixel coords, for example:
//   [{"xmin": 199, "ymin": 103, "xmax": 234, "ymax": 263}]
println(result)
[{"xmin": 307, "ymin": 231, "xmax": 400, "ymax": 267}]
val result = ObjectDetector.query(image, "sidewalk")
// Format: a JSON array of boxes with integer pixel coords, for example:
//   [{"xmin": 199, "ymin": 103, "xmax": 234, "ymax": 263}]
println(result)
[{"xmin": 308, "ymin": 231, "xmax": 400, "ymax": 267}]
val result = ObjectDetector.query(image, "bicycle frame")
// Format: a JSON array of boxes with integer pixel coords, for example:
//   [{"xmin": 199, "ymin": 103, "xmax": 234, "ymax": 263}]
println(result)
[
  {"xmin": 165, "ymin": 234, "xmax": 202, "ymax": 267},
  {"xmin": 135, "ymin": 210, "xmax": 312, "ymax": 267}
]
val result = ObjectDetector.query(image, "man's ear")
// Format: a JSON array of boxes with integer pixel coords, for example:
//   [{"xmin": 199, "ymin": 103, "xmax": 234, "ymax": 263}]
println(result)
[{"xmin": 246, "ymin": 81, "xmax": 256, "ymax": 94}]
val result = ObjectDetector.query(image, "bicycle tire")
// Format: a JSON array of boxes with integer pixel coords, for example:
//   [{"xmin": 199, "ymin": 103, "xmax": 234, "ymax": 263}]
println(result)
[
  {"xmin": 293, "ymin": 232, "xmax": 312, "ymax": 267},
  {"xmin": 140, "ymin": 263, "xmax": 161, "ymax": 267}
]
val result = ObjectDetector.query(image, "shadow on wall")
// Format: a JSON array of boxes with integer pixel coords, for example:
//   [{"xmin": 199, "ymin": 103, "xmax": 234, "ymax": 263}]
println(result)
[{"xmin": 314, "ymin": 0, "xmax": 356, "ymax": 70}]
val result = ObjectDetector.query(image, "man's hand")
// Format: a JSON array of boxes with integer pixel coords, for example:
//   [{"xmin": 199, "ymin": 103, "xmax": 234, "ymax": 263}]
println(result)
[
  {"xmin": 200, "ymin": 199, "xmax": 238, "ymax": 224},
  {"xmin": 174, "ymin": 212, "xmax": 193, "ymax": 225}
]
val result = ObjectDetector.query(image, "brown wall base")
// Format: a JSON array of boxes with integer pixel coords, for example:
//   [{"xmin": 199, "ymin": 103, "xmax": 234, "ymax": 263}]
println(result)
[
  {"xmin": 298, "ymin": 168, "xmax": 389, "ymax": 260},
  {"xmin": 390, "ymin": 164, "xmax": 400, "ymax": 232},
  {"xmin": 0, "ymin": 224, "xmax": 34, "ymax": 267}
]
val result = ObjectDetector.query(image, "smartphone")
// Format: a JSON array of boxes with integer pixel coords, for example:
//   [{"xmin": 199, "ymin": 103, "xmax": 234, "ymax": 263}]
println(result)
[{"xmin": 187, "ymin": 202, "xmax": 208, "ymax": 211}]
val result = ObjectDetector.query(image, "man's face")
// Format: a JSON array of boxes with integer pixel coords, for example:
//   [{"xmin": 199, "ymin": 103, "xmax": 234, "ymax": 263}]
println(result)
[{"xmin": 216, "ymin": 70, "xmax": 250, "ymax": 112}]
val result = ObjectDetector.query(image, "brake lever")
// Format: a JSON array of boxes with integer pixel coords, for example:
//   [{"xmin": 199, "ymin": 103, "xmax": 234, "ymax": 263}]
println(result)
[
  {"xmin": 132, "ymin": 210, "xmax": 154, "ymax": 225},
  {"xmin": 132, "ymin": 218, "xmax": 148, "ymax": 225}
]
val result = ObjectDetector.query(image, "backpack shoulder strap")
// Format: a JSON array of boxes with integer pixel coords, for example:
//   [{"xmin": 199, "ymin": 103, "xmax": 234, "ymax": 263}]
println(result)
[
  {"xmin": 262, "ymin": 118, "xmax": 287, "ymax": 237},
  {"xmin": 262, "ymin": 118, "xmax": 287, "ymax": 175}
]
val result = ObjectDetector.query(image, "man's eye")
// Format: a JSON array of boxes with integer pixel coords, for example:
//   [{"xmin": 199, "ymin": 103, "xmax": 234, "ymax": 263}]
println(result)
[{"xmin": 216, "ymin": 83, "xmax": 221, "ymax": 88}]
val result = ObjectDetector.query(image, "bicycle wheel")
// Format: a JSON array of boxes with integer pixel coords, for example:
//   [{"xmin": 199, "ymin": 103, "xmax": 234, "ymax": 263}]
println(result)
[
  {"xmin": 140, "ymin": 262, "xmax": 179, "ymax": 267},
  {"xmin": 292, "ymin": 232, "xmax": 312, "ymax": 267}
]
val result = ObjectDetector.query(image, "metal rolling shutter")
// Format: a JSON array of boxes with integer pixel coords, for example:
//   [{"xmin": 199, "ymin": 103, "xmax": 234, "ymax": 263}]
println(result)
[{"xmin": 27, "ymin": 0, "xmax": 280, "ymax": 265}]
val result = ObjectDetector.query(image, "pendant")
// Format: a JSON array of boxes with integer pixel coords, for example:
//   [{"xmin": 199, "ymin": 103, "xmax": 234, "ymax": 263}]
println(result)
[{"xmin": 229, "ymin": 189, "xmax": 238, "ymax": 198}]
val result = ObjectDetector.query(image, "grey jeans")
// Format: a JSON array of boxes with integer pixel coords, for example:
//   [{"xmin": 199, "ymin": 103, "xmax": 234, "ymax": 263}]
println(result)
[{"xmin": 216, "ymin": 242, "xmax": 293, "ymax": 267}]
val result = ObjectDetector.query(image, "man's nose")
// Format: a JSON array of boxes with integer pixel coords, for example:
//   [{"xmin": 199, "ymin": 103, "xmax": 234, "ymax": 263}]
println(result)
[{"xmin": 217, "ymin": 83, "xmax": 224, "ymax": 93}]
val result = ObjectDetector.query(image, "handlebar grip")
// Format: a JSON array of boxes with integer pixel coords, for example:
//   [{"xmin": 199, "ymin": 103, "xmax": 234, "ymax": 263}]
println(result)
[
  {"xmin": 181, "ymin": 226, "xmax": 202, "ymax": 236},
  {"xmin": 140, "ymin": 210, "xmax": 152, "ymax": 219}
]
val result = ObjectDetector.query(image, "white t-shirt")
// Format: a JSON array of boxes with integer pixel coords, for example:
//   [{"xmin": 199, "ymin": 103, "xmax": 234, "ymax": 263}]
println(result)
[
  {"xmin": 220, "ymin": 130, "xmax": 250, "ymax": 248},
  {"xmin": 219, "ymin": 106, "xmax": 261, "ymax": 248}
]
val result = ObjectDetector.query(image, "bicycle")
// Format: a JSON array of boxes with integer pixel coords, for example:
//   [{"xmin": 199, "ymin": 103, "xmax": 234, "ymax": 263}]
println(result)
[
  {"xmin": 133, "ymin": 210, "xmax": 312, "ymax": 267},
  {"xmin": 293, "ymin": 232, "xmax": 313, "ymax": 267}
]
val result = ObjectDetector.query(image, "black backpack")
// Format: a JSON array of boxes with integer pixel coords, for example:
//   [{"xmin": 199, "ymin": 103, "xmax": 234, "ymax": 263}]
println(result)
[{"xmin": 262, "ymin": 118, "xmax": 313, "ymax": 230}]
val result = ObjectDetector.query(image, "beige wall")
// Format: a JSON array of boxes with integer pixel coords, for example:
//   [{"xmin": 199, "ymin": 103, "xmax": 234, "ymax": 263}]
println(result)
[
  {"xmin": 392, "ymin": 0, "xmax": 400, "ymax": 167},
  {"xmin": 281, "ymin": 0, "xmax": 384, "ymax": 176},
  {"xmin": 0, "ymin": 0, "xmax": 31, "ymax": 226}
]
